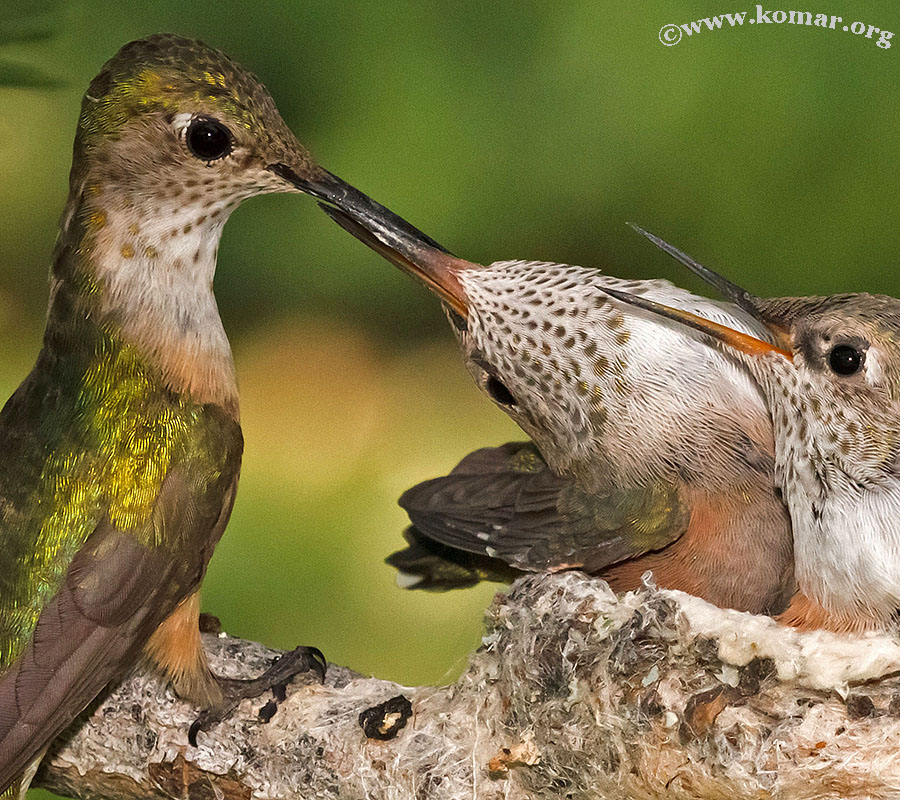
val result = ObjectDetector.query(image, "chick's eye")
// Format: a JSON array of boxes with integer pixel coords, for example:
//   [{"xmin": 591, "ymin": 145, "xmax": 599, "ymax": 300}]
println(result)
[
  {"xmin": 186, "ymin": 117, "xmax": 232, "ymax": 161},
  {"xmin": 828, "ymin": 344, "xmax": 864, "ymax": 376},
  {"xmin": 486, "ymin": 375, "xmax": 517, "ymax": 406}
]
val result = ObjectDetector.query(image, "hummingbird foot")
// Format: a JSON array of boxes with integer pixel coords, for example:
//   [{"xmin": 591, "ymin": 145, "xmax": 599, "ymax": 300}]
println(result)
[{"xmin": 187, "ymin": 645, "xmax": 326, "ymax": 746}]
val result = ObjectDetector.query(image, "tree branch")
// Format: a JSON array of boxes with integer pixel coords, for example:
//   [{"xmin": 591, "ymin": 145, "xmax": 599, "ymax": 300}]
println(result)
[{"xmin": 34, "ymin": 573, "xmax": 900, "ymax": 800}]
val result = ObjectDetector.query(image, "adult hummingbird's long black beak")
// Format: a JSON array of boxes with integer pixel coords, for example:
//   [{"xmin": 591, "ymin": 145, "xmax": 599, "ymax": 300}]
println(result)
[
  {"xmin": 608, "ymin": 224, "xmax": 795, "ymax": 360},
  {"xmin": 269, "ymin": 162, "xmax": 472, "ymax": 318}
]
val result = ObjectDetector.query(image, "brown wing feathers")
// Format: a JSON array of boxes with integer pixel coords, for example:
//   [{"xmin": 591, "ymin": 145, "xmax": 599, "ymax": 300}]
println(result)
[
  {"xmin": 397, "ymin": 442, "xmax": 689, "ymax": 574},
  {"xmin": 0, "ymin": 468, "xmax": 236, "ymax": 793},
  {"xmin": 0, "ymin": 526, "xmax": 175, "ymax": 790}
]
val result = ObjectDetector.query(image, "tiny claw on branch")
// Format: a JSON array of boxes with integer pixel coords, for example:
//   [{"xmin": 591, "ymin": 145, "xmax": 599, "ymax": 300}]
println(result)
[{"xmin": 188, "ymin": 645, "xmax": 327, "ymax": 746}]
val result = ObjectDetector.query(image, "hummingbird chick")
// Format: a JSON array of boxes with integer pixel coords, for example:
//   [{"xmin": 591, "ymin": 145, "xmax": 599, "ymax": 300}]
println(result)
[
  {"xmin": 0, "ymin": 33, "xmax": 437, "ymax": 795},
  {"xmin": 603, "ymin": 229, "xmax": 900, "ymax": 634},
  {"xmin": 319, "ymin": 206, "xmax": 795, "ymax": 617}
]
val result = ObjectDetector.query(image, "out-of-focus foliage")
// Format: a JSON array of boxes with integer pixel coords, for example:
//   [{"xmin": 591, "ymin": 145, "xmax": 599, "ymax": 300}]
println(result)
[
  {"xmin": 0, "ymin": 1, "xmax": 61, "ymax": 86},
  {"xmin": 3, "ymin": 5, "xmax": 900, "ymax": 793}
]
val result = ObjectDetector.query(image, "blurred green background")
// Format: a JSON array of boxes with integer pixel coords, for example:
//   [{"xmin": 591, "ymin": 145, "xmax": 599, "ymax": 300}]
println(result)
[{"xmin": 3, "ymin": 0, "xmax": 900, "ymax": 776}]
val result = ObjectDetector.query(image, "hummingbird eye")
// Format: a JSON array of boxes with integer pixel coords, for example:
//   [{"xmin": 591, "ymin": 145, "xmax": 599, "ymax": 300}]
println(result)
[
  {"xmin": 186, "ymin": 117, "xmax": 232, "ymax": 162},
  {"xmin": 828, "ymin": 344, "xmax": 864, "ymax": 376},
  {"xmin": 485, "ymin": 375, "xmax": 517, "ymax": 406}
]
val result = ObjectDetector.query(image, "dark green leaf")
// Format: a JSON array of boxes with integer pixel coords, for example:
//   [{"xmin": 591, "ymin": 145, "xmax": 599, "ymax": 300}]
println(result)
[{"xmin": 0, "ymin": 59, "xmax": 60, "ymax": 88}]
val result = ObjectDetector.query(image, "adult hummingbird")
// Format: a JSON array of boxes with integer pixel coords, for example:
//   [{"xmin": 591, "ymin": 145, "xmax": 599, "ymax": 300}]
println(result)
[
  {"xmin": 0, "ymin": 33, "xmax": 445, "ymax": 796},
  {"xmin": 318, "ymin": 206, "xmax": 796, "ymax": 617},
  {"xmin": 600, "ymin": 236, "xmax": 900, "ymax": 634}
]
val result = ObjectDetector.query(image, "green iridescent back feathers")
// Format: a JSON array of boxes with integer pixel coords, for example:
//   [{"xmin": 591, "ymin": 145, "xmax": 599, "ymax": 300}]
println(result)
[{"xmin": 0, "ymin": 321, "xmax": 241, "ymax": 669}]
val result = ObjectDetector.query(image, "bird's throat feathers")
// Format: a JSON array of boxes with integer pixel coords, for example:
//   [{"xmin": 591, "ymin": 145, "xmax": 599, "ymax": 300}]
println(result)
[{"xmin": 50, "ymin": 179, "xmax": 239, "ymax": 416}]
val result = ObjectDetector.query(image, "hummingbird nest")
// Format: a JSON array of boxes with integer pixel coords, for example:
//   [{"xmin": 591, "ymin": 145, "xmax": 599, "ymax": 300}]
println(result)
[{"xmin": 35, "ymin": 573, "xmax": 900, "ymax": 800}]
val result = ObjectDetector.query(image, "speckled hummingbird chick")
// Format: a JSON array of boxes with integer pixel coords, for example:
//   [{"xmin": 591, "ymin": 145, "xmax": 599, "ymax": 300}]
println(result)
[
  {"xmin": 603, "ymin": 242, "xmax": 900, "ymax": 634},
  {"xmin": 319, "ymin": 208, "xmax": 795, "ymax": 618},
  {"xmin": 0, "ymin": 33, "xmax": 437, "ymax": 797}
]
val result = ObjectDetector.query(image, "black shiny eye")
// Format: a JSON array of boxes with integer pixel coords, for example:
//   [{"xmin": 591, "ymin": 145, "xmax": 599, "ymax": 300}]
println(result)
[
  {"xmin": 486, "ymin": 375, "xmax": 516, "ymax": 406},
  {"xmin": 828, "ymin": 344, "xmax": 863, "ymax": 375},
  {"xmin": 186, "ymin": 117, "xmax": 231, "ymax": 161}
]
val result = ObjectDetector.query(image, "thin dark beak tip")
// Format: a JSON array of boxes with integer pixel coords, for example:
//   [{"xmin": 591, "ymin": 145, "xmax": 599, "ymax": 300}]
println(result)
[
  {"xmin": 624, "ymin": 223, "xmax": 771, "ymax": 324},
  {"xmin": 600, "ymin": 286, "xmax": 631, "ymax": 303},
  {"xmin": 627, "ymin": 222, "xmax": 664, "ymax": 247}
]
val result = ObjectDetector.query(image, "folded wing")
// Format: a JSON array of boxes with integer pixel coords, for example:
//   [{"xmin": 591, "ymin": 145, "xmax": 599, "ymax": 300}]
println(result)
[{"xmin": 390, "ymin": 442, "xmax": 690, "ymax": 590}]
